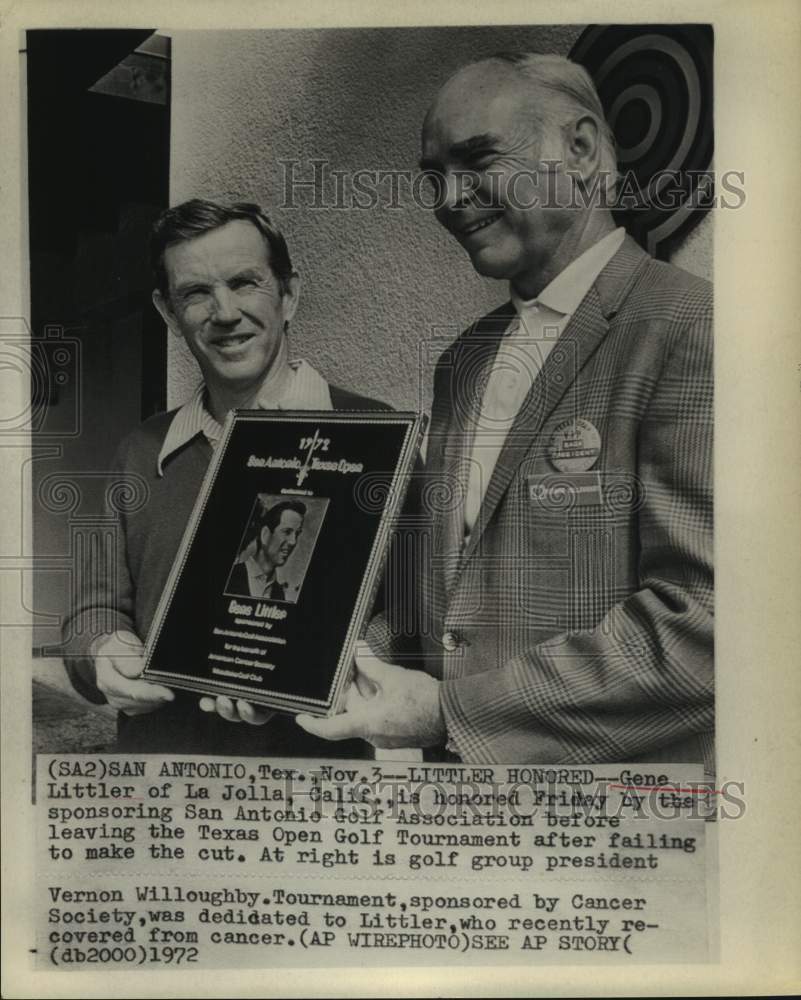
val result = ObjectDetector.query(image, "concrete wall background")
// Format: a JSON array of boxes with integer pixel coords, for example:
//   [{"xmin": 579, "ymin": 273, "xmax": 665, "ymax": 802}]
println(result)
[{"xmin": 166, "ymin": 26, "xmax": 711, "ymax": 411}]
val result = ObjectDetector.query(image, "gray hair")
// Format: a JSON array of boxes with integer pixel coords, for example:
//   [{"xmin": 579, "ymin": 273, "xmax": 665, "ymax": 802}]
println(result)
[{"xmin": 472, "ymin": 53, "xmax": 618, "ymax": 193}]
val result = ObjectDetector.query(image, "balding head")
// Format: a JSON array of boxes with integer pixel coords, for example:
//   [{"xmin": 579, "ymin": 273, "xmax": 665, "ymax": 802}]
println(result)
[
  {"xmin": 420, "ymin": 53, "xmax": 617, "ymax": 296},
  {"xmin": 429, "ymin": 54, "xmax": 616, "ymax": 178}
]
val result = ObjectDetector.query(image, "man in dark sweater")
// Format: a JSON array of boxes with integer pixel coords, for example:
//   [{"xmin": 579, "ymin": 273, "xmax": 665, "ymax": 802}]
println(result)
[{"xmin": 63, "ymin": 198, "xmax": 384, "ymax": 756}]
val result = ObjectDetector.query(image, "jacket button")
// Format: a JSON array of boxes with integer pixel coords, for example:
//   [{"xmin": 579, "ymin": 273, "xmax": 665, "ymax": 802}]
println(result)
[{"xmin": 442, "ymin": 631, "xmax": 459, "ymax": 652}]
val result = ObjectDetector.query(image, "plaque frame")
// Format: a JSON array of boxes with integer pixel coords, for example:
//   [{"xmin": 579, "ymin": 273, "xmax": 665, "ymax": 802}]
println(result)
[{"xmin": 142, "ymin": 409, "xmax": 425, "ymax": 716}]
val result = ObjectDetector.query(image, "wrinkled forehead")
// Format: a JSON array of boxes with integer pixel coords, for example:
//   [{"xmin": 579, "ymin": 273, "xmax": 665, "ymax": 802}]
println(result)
[{"xmin": 422, "ymin": 61, "xmax": 532, "ymax": 149}]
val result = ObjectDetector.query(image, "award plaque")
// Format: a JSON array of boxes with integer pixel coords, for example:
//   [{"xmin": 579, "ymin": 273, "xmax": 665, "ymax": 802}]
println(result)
[{"xmin": 143, "ymin": 410, "xmax": 425, "ymax": 716}]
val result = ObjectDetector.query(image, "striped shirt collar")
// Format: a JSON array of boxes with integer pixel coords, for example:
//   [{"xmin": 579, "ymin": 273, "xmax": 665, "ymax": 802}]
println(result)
[{"xmin": 156, "ymin": 358, "xmax": 332, "ymax": 475}]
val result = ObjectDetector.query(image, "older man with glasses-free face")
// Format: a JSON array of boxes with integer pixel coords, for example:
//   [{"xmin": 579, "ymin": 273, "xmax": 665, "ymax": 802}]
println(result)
[{"xmin": 300, "ymin": 54, "xmax": 714, "ymax": 769}]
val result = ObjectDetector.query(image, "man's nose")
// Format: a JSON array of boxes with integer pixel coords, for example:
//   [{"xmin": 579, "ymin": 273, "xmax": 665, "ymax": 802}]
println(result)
[
  {"xmin": 209, "ymin": 285, "xmax": 240, "ymax": 324},
  {"xmin": 440, "ymin": 169, "xmax": 478, "ymax": 211}
]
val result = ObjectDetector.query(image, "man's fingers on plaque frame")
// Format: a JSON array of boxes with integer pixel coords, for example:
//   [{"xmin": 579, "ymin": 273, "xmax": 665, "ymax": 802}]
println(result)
[
  {"xmin": 94, "ymin": 638, "xmax": 174, "ymax": 714},
  {"xmin": 353, "ymin": 644, "xmax": 380, "ymax": 699},
  {"xmin": 101, "ymin": 671, "xmax": 175, "ymax": 715},
  {"xmin": 294, "ymin": 642, "xmax": 380, "ymax": 740},
  {"xmin": 198, "ymin": 695, "xmax": 275, "ymax": 725},
  {"xmin": 93, "ymin": 630, "xmax": 145, "ymax": 674},
  {"xmin": 296, "ymin": 703, "xmax": 365, "ymax": 742}
]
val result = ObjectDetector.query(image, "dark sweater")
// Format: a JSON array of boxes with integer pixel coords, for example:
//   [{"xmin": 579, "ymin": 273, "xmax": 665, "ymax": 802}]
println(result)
[{"xmin": 63, "ymin": 385, "xmax": 389, "ymax": 756}]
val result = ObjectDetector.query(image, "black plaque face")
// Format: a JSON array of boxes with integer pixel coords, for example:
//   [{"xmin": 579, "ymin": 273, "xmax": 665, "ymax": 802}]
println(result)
[{"xmin": 143, "ymin": 410, "xmax": 423, "ymax": 715}]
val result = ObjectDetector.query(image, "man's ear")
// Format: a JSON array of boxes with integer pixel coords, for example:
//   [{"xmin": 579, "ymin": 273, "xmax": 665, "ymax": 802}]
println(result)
[
  {"xmin": 281, "ymin": 273, "xmax": 301, "ymax": 325},
  {"xmin": 565, "ymin": 114, "xmax": 601, "ymax": 184},
  {"xmin": 152, "ymin": 288, "xmax": 182, "ymax": 338}
]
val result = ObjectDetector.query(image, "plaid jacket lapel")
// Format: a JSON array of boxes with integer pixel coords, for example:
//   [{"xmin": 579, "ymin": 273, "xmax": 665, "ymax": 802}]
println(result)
[
  {"xmin": 458, "ymin": 236, "xmax": 650, "ymax": 571},
  {"xmin": 435, "ymin": 306, "xmax": 513, "ymax": 597}
]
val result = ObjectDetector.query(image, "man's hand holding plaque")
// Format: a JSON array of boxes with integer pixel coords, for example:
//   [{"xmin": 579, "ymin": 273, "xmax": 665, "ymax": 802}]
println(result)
[
  {"xmin": 199, "ymin": 695, "xmax": 275, "ymax": 726},
  {"xmin": 93, "ymin": 631, "xmax": 174, "ymax": 716},
  {"xmin": 296, "ymin": 641, "xmax": 446, "ymax": 749}
]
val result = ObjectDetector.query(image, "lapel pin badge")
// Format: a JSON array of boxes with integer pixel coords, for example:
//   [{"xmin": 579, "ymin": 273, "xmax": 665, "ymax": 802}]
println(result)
[{"xmin": 548, "ymin": 417, "xmax": 602, "ymax": 472}]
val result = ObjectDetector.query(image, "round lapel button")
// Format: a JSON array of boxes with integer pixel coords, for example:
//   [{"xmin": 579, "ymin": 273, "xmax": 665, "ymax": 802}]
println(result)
[{"xmin": 548, "ymin": 418, "xmax": 602, "ymax": 472}]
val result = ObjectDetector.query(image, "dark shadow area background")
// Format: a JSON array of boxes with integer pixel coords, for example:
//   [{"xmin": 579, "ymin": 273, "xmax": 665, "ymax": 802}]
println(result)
[
  {"xmin": 28, "ymin": 30, "xmax": 171, "ymax": 750},
  {"xmin": 28, "ymin": 29, "xmax": 170, "ymax": 655}
]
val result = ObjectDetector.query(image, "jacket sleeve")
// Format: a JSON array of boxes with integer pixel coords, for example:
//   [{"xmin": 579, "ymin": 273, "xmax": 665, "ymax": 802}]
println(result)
[
  {"xmin": 439, "ymin": 314, "xmax": 714, "ymax": 763},
  {"xmin": 365, "ymin": 454, "xmax": 427, "ymax": 668},
  {"xmin": 60, "ymin": 439, "xmax": 140, "ymax": 704}
]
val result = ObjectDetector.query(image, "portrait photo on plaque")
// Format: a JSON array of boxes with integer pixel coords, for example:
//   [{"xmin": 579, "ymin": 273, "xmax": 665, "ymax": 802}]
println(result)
[{"xmin": 224, "ymin": 494, "xmax": 329, "ymax": 605}]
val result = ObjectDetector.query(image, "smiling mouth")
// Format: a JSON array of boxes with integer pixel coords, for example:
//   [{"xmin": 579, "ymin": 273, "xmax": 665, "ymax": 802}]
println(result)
[
  {"xmin": 211, "ymin": 334, "xmax": 255, "ymax": 350},
  {"xmin": 459, "ymin": 212, "xmax": 504, "ymax": 237}
]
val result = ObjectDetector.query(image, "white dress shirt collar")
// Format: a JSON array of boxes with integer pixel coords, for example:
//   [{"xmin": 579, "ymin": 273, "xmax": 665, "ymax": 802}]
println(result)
[
  {"xmin": 243, "ymin": 554, "xmax": 277, "ymax": 598},
  {"xmin": 510, "ymin": 226, "xmax": 626, "ymax": 321}
]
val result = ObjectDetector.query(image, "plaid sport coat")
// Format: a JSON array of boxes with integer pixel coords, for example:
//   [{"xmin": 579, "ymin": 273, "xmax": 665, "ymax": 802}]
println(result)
[{"xmin": 374, "ymin": 236, "xmax": 714, "ymax": 766}]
